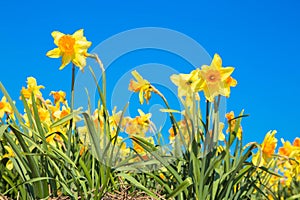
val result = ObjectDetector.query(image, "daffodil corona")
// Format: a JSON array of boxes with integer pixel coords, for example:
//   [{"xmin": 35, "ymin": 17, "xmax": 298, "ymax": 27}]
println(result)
[{"xmin": 46, "ymin": 29, "xmax": 92, "ymax": 71}]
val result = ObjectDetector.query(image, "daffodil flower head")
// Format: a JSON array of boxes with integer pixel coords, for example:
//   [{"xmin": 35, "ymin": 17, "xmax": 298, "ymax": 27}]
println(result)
[
  {"xmin": 252, "ymin": 130, "xmax": 277, "ymax": 167},
  {"xmin": 170, "ymin": 69, "xmax": 201, "ymax": 107},
  {"xmin": 225, "ymin": 111, "xmax": 243, "ymax": 140},
  {"xmin": 128, "ymin": 70, "xmax": 153, "ymax": 104},
  {"xmin": 279, "ymin": 139, "xmax": 293, "ymax": 157},
  {"xmin": 20, "ymin": 77, "xmax": 44, "ymax": 100},
  {"xmin": 50, "ymin": 90, "xmax": 66, "ymax": 105},
  {"xmin": 0, "ymin": 96, "xmax": 13, "ymax": 118},
  {"xmin": 46, "ymin": 29, "xmax": 92, "ymax": 71},
  {"xmin": 2, "ymin": 145, "xmax": 14, "ymax": 170},
  {"xmin": 170, "ymin": 69, "xmax": 200, "ymax": 97},
  {"xmin": 197, "ymin": 54, "xmax": 236, "ymax": 102}
]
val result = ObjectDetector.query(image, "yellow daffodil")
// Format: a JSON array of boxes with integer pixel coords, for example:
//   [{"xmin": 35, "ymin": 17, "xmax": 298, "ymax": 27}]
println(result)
[
  {"xmin": 46, "ymin": 126, "xmax": 66, "ymax": 147},
  {"xmin": 132, "ymin": 136, "xmax": 153, "ymax": 159},
  {"xmin": 125, "ymin": 109, "xmax": 152, "ymax": 136},
  {"xmin": 20, "ymin": 77, "xmax": 44, "ymax": 99},
  {"xmin": 53, "ymin": 105, "xmax": 70, "ymax": 119},
  {"xmin": 196, "ymin": 54, "xmax": 236, "ymax": 102},
  {"xmin": 293, "ymin": 137, "xmax": 300, "ymax": 147},
  {"xmin": 252, "ymin": 130, "xmax": 277, "ymax": 166},
  {"xmin": 0, "ymin": 96, "xmax": 13, "ymax": 118},
  {"xmin": 38, "ymin": 106, "xmax": 51, "ymax": 122},
  {"xmin": 170, "ymin": 69, "xmax": 200, "ymax": 106},
  {"xmin": 50, "ymin": 90, "xmax": 66, "ymax": 105},
  {"xmin": 128, "ymin": 70, "xmax": 153, "ymax": 104},
  {"xmin": 2, "ymin": 145, "xmax": 14, "ymax": 170},
  {"xmin": 46, "ymin": 29, "xmax": 92, "ymax": 71},
  {"xmin": 78, "ymin": 126, "xmax": 90, "ymax": 155},
  {"xmin": 170, "ymin": 69, "xmax": 200, "ymax": 97},
  {"xmin": 225, "ymin": 111, "xmax": 242, "ymax": 140},
  {"xmin": 116, "ymin": 136, "xmax": 130, "ymax": 158},
  {"xmin": 168, "ymin": 118, "xmax": 191, "ymax": 144},
  {"xmin": 279, "ymin": 139, "xmax": 293, "ymax": 157},
  {"xmin": 224, "ymin": 76, "xmax": 237, "ymax": 97}
]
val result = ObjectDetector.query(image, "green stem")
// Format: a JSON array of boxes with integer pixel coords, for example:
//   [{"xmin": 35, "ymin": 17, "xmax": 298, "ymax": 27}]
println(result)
[
  {"xmin": 67, "ymin": 64, "xmax": 75, "ymax": 157},
  {"xmin": 153, "ymin": 87, "xmax": 178, "ymax": 137}
]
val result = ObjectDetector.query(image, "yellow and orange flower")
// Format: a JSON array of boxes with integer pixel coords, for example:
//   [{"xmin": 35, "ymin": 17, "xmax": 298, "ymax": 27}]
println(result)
[
  {"xmin": 225, "ymin": 111, "xmax": 242, "ymax": 140},
  {"xmin": 50, "ymin": 90, "xmax": 66, "ymax": 105},
  {"xmin": 279, "ymin": 139, "xmax": 293, "ymax": 157},
  {"xmin": 195, "ymin": 54, "xmax": 236, "ymax": 102},
  {"xmin": 125, "ymin": 109, "xmax": 152, "ymax": 136},
  {"xmin": 2, "ymin": 145, "xmax": 15, "ymax": 170},
  {"xmin": 128, "ymin": 70, "xmax": 153, "ymax": 104},
  {"xmin": 252, "ymin": 130, "xmax": 277, "ymax": 166},
  {"xmin": 20, "ymin": 77, "xmax": 44, "ymax": 99},
  {"xmin": 46, "ymin": 29, "xmax": 92, "ymax": 71},
  {"xmin": 0, "ymin": 96, "xmax": 13, "ymax": 118},
  {"xmin": 170, "ymin": 70, "xmax": 200, "ymax": 107}
]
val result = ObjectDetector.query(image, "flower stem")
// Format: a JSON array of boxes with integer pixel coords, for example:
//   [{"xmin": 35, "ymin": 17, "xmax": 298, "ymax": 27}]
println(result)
[
  {"xmin": 67, "ymin": 63, "xmax": 75, "ymax": 156},
  {"xmin": 152, "ymin": 86, "xmax": 178, "ymax": 137}
]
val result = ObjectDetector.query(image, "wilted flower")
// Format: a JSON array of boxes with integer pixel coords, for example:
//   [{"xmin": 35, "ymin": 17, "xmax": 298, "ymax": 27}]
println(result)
[{"xmin": 0, "ymin": 96, "xmax": 13, "ymax": 118}]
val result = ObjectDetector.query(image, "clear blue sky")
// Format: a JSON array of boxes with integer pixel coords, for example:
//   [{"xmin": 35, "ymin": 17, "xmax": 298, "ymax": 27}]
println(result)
[{"xmin": 0, "ymin": 0, "xmax": 300, "ymax": 145}]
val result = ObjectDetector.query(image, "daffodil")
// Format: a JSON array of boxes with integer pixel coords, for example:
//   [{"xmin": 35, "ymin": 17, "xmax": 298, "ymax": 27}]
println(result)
[
  {"xmin": 20, "ymin": 77, "xmax": 44, "ymax": 99},
  {"xmin": 196, "ymin": 54, "xmax": 236, "ymax": 102},
  {"xmin": 2, "ymin": 145, "xmax": 14, "ymax": 170},
  {"xmin": 0, "ymin": 96, "xmax": 13, "ymax": 118},
  {"xmin": 46, "ymin": 29, "xmax": 92, "ymax": 71},
  {"xmin": 50, "ymin": 90, "xmax": 66, "ymax": 105},
  {"xmin": 224, "ymin": 76, "xmax": 237, "ymax": 97},
  {"xmin": 279, "ymin": 139, "xmax": 293, "ymax": 157},
  {"xmin": 252, "ymin": 130, "xmax": 277, "ymax": 166},
  {"xmin": 78, "ymin": 126, "xmax": 90, "ymax": 155},
  {"xmin": 125, "ymin": 109, "xmax": 152, "ymax": 136},
  {"xmin": 225, "ymin": 111, "xmax": 242, "ymax": 140},
  {"xmin": 170, "ymin": 69, "xmax": 200, "ymax": 106},
  {"xmin": 128, "ymin": 70, "xmax": 153, "ymax": 104},
  {"xmin": 293, "ymin": 137, "xmax": 300, "ymax": 147},
  {"xmin": 170, "ymin": 69, "xmax": 200, "ymax": 97}
]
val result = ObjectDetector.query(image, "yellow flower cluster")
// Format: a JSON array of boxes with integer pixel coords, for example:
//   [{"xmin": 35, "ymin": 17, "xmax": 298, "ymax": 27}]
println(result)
[
  {"xmin": 276, "ymin": 137, "xmax": 300, "ymax": 187},
  {"xmin": 252, "ymin": 131, "xmax": 300, "ymax": 194}
]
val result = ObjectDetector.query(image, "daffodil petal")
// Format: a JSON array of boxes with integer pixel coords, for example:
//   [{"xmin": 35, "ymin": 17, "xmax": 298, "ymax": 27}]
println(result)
[
  {"xmin": 212, "ymin": 53, "xmax": 222, "ymax": 69},
  {"xmin": 76, "ymin": 40, "xmax": 92, "ymax": 48},
  {"xmin": 139, "ymin": 90, "xmax": 144, "ymax": 104},
  {"xmin": 72, "ymin": 29, "xmax": 84, "ymax": 39},
  {"xmin": 46, "ymin": 48, "xmax": 61, "ymax": 58},
  {"xmin": 6, "ymin": 160, "xmax": 14, "ymax": 170},
  {"xmin": 59, "ymin": 54, "xmax": 72, "ymax": 70},
  {"xmin": 52, "ymin": 31, "xmax": 65, "ymax": 45},
  {"xmin": 73, "ymin": 54, "xmax": 86, "ymax": 70},
  {"xmin": 220, "ymin": 67, "xmax": 234, "ymax": 81}
]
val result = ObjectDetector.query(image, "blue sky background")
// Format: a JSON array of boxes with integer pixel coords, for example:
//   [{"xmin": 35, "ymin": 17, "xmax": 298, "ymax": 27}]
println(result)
[{"xmin": 0, "ymin": 0, "xmax": 300, "ymax": 145}]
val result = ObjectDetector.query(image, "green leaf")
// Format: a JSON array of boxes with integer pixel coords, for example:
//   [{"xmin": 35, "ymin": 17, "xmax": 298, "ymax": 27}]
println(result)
[
  {"xmin": 117, "ymin": 173, "xmax": 158, "ymax": 198},
  {"xmin": 0, "ymin": 124, "xmax": 8, "ymax": 138},
  {"xmin": 167, "ymin": 177, "xmax": 193, "ymax": 199},
  {"xmin": 50, "ymin": 109, "xmax": 82, "ymax": 128}
]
